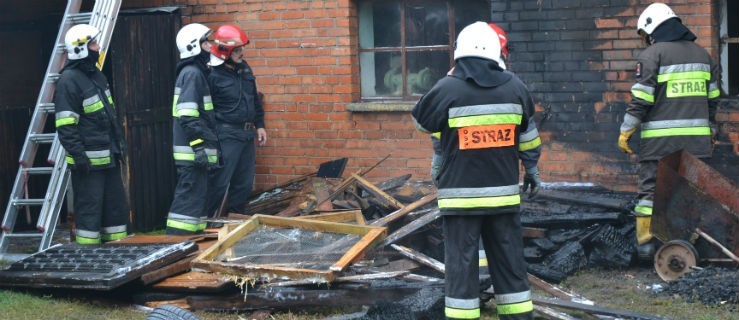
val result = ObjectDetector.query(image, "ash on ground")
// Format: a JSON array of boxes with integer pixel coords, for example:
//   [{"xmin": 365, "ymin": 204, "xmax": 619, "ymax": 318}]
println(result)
[{"xmin": 661, "ymin": 266, "xmax": 739, "ymax": 309}]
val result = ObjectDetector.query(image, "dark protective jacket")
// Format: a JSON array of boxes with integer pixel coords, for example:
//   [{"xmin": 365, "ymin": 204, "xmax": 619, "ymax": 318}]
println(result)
[
  {"xmin": 172, "ymin": 59, "xmax": 218, "ymax": 166},
  {"xmin": 412, "ymin": 58, "xmax": 538, "ymax": 216},
  {"xmin": 208, "ymin": 61, "xmax": 264, "ymax": 129},
  {"xmin": 623, "ymin": 20, "xmax": 720, "ymax": 161},
  {"xmin": 54, "ymin": 60, "xmax": 125, "ymax": 170}
]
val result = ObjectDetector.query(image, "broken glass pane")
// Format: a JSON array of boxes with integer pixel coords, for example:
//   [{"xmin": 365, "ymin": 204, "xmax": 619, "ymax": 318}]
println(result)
[
  {"xmin": 360, "ymin": 51, "xmax": 402, "ymax": 97},
  {"xmin": 359, "ymin": 1, "xmax": 400, "ymax": 49},
  {"xmin": 406, "ymin": 51, "xmax": 449, "ymax": 95},
  {"xmin": 405, "ymin": 2, "xmax": 449, "ymax": 47}
]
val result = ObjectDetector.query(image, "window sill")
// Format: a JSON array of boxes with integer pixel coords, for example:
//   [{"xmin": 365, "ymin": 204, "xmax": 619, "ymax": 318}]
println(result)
[{"xmin": 346, "ymin": 102, "xmax": 416, "ymax": 112}]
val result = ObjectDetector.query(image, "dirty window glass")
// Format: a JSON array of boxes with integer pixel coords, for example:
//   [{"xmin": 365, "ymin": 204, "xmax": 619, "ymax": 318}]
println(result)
[{"xmin": 358, "ymin": 0, "xmax": 490, "ymax": 101}]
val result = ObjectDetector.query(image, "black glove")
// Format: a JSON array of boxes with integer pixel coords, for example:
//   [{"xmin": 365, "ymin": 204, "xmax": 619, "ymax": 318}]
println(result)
[
  {"xmin": 193, "ymin": 146, "xmax": 208, "ymax": 168},
  {"xmin": 72, "ymin": 154, "xmax": 91, "ymax": 175},
  {"xmin": 522, "ymin": 167, "xmax": 541, "ymax": 199}
]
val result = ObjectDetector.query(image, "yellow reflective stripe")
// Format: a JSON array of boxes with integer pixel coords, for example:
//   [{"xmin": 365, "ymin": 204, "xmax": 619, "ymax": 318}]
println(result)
[
  {"xmin": 657, "ymin": 71, "xmax": 711, "ymax": 83},
  {"xmin": 107, "ymin": 96, "xmax": 114, "ymax": 105},
  {"xmin": 178, "ymin": 108, "xmax": 200, "ymax": 117},
  {"xmin": 445, "ymin": 307, "xmax": 480, "ymax": 319},
  {"xmin": 631, "ymin": 89, "xmax": 654, "ymax": 103},
  {"xmin": 89, "ymin": 157, "xmax": 111, "ymax": 166},
  {"xmin": 635, "ymin": 205, "xmax": 653, "ymax": 215},
  {"xmin": 204, "ymin": 102, "xmax": 213, "ymax": 110},
  {"xmin": 448, "ymin": 114, "xmax": 522, "ymax": 128},
  {"xmin": 708, "ymin": 89, "xmax": 720, "ymax": 99},
  {"xmin": 172, "ymin": 95, "xmax": 179, "ymax": 117},
  {"xmin": 497, "ymin": 300, "xmax": 534, "ymax": 315},
  {"xmin": 167, "ymin": 219, "xmax": 206, "ymax": 232},
  {"xmin": 174, "ymin": 153, "xmax": 195, "ymax": 161},
  {"xmin": 208, "ymin": 155, "xmax": 218, "ymax": 163},
  {"xmin": 641, "ymin": 126, "xmax": 710, "ymax": 138},
  {"xmin": 101, "ymin": 231, "xmax": 127, "ymax": 241},
  {"xmin": 431, "ymin": 132, "xmax": 441, "ymax": 139},
  {"xmin": 76, "ymin": 236, "xmax": 101, "ymax": 245},
  {"xmin": 66, "ymin": 156, "xmax": 74, "ymax": 164},
  {"xmin": 438, "ymin": 194, "xmax": 520, "ymax": 209},
  {"xmin": 56, "ymin": 117, "xmax": 78, "ymax": 127},
  {"xmin": 665, "ymin": 79, "xmax": 708, "ymax": 98},
  {"xmin": 83, "ymin": 100, "xmax": 104, "ymax": 113},
  {"xmin": 479, "ymin": 258, "xmax": 488, "ymax": 267},
  {"xmin": 518, "ymin": 136, "xmax": 541, "ymax": 151},
  {"xmin": 190, "ymin": 139, "xmax": 204, "ymax": 147}
]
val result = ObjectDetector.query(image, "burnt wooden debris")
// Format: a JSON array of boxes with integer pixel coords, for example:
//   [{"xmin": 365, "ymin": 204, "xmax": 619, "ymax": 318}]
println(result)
[{"xmin": 0, "ymin": 157, "xmax": 691, "ymax": 319}]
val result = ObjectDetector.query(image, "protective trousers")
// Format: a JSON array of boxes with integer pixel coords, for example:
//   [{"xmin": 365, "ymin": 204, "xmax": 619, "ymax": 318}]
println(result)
[
  {"xmin": 635, "ymin": 160, "xmax": 658, "ymax": 244},
  {"xmin": 166, "ymin": 166, "xmax": 208, "ymax": 234},
  {"xmin": 444, "ymin": 214, "xmax": 533, "ymax": 320},
  {"xmin": 206, "ymin": 132, "xmax": 256, "ymax": 216},
  {"xmin": 72, "ymin": 166, "xmax": 129, "ymax": 244}
]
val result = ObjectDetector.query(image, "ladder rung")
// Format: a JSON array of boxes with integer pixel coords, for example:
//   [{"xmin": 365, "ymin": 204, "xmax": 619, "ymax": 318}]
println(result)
[
  {"xmin": 47, "ymin": 73, "xmax": 61, "ymax": 82},
  {"xmin": 2, "ymin": 233, "xmax": 43, "ymax": 238},
  {"xmin": 67, "ymin": 12, "xmax": 92, "ymax": 24},
  {"xmin": 11, "ymin": 198, "xmax": 45, "ymax": 206},
  {"xmin": 22, "ymin": 167, "xmax": 54, "ymax": 175},
  {"xmin": 38, "ymin": 103, "xmax": 55, "ymax": 113},
  {"xmin": 29, "ymin": 133, "xmax": 56, "ymax": 144}
]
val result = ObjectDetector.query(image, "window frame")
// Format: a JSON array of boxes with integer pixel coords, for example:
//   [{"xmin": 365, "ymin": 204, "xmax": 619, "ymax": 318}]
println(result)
[
  {"xmin": 357, "ymin": 0, "xmax": 458, "ymax": 102},
  {"xmin": 720, "ymin": 0, "xmax": 738, "ymax": 95}
]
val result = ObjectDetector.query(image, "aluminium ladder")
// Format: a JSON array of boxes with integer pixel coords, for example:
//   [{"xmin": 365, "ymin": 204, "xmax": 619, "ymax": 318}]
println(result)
[{"xmin": 0, "ymin": 0, "xmax": 121, "ymax": 262}]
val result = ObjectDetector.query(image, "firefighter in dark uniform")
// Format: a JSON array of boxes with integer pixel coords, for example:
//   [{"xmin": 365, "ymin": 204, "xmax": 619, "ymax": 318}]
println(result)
[
  {"xmin": 205, "ymin": 24, "xmax": 267, "ymax": 217},
  {"xmin": 54, "ymin": 24, "xmax": 129, "ymax": 244},
  {"xmin": 165, "ymin": 23, "xmax": 219, "ymax": 235},
  {"xmin": 429, "ymin": 22, "xmax": 542, "ymax": 292},
  {"xmin": 412, "ymin": 22, "xmax": 541, "ymax": 320},
  {"xmin": 618, "ymin": 3, "xmax": 720, "ymax": 255}
]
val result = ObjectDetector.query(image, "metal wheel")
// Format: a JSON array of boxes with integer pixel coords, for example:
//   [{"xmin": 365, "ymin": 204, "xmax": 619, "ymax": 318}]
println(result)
[{"xmin": 654, "ymin": 239, "xmax": 699, "ymax": 282}]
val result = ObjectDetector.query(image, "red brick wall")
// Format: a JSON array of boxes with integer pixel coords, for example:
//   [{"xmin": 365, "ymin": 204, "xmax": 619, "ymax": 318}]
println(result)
[{"xmin": 176, "ymin": 0, "xmax": 735, "ymax": 191}]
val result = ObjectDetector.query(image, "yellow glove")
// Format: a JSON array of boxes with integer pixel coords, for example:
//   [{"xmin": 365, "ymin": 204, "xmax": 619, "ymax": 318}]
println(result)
[{"xmin": 618, "ymin": 128, "xmax": 636, "ymax": 154}]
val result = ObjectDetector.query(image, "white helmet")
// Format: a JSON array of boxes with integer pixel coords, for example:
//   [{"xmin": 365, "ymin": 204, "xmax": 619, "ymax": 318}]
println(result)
[
  {"xmin": 64, "ymin": 24, "xmax": 100, "ymax": 60},
  {"xmin": 454, "ymin": 21, "xmax": 505, "ymax": 69},
  {"xmin": 637, "ymin": 3, "xmax": 678, "ymax": 36},
  {"xmin": 176, "ymin": 23, "xmax": 212, "ymax": 59}
]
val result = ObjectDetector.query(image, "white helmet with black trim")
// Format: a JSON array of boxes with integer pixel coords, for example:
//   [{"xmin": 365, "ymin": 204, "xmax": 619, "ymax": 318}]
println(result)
[
  {"xmin": 64, "ymin": 24, "xmax": 100, "ymax": 60},
  {"xmin": 176, "ymin": 23, "xmax": 212, "ymax": 59},
  {"xmin": 454, "ymin": 21, "xmax": 504, "ymax": 69},
  {"xmin": 637, "ymin": 3, "xmax": 678, "ymax": 36}
]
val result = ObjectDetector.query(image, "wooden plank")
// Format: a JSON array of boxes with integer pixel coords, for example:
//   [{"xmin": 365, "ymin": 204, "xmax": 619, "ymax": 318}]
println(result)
[
  {"xmin": 370, "ymin": 191, "xmax": 437, "ymax": 227},
  {"xmin": 390, "ymin": 244, "xmax": 445, "ymax": 274},
  {"xmin": 267, "ymin": 271, "xmax": 409, "ymax": 287},
  {"xmin": 140, "ymin": 255, "xmax": 195, "ymax": 285},
  {"xmin": 149, "ymin": 271, "xmax": 231, "ymax": 293},
  {"xmin": 331, "ymin": 228, "xmax": 387, "ymax": 271},
  {"xmin": 352, "ymin": 173, "xmax": 405, "ymax": 210},
  {"xmin": 144, "ymin": 298, "xmax": 191, "ymax": 310},
  {"xmin": 299, "ymin": 210, "xmax": 366, "ymax": 225},
  {"xmin": 532, "ymin": 298, "xmax": 668, "ymax": 320},
  {"xmin": 522, "ymin": 227, "xmax": 547, "ymax": 238},
  {"xmin": 377, "ymin": 208, "xmax": 440, "ymax": 248},
  {"xmin": 536, "ymin": 189, "xmax": 630, "ymax": 211}
]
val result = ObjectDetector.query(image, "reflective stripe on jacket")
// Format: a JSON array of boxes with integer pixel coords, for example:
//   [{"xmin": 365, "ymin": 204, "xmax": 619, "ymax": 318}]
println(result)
[
  {"xmin": 623, "ymin": 40, "xmax": 719, "ymax": 160},
  {"xmin": 172, "ymin": 63, "xmax": 218, "ymax": 166},
  {"xmin": 54, "ymin": 63, "xmax": 125, "ymax": 170},
  {"xmin": 411, "ymin": 68, "xmax": 538, "ymax": 216}
]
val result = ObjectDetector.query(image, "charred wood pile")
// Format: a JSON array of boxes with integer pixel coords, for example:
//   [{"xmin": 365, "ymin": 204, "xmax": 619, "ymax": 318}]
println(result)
[{"xmin": 1, "ymin": 156, "xmax": 734, "ymax": 320}]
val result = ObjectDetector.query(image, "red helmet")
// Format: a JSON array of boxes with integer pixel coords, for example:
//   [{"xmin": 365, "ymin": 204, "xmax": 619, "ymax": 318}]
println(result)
[
  {"xmin": 209, "ymin": 24, "xmax": 249, "ymax": 66},
  {"xmin": 488, "ymin": 23, "xmax": 508, "ymax": 59}
]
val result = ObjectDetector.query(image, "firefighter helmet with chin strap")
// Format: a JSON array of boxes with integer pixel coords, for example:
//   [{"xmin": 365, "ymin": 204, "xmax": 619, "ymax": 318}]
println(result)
[
  {"xmin": 209, "ymin": 24, "xmax": 249, "ymax": 66},
  {"xmin": 454, "ymin": 21, "xmax": 504, "ymax": 69},
  {"xmin": 176, "ymin": 23, "xmax": 212, "ymax": 59},
  {"xmin": 637, "ymin": 2, "xmax": 678, "ymax": 36},
  {"xmin": 64, "ymin": 24, "xmax": 100, "ymax": 60}
]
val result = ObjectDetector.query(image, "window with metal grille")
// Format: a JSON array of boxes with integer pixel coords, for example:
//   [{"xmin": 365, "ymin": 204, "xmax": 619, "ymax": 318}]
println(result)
[
  {"xmin": 721, "ymin": 0, "xmax": 738, "ymax": 95},
  {"xmin": 357, "ymin": 0, "xmax": 489, "ymax": 101}
]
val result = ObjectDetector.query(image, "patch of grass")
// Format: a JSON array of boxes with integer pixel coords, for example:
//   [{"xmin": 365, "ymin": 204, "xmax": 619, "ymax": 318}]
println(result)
[
  {"xmin": 560, "ymin": 267, "xmax": 738, "ymax": 320},
  {"xmin": 0, "ymin": 290, "xmax": 146, "ymax": 320}
]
